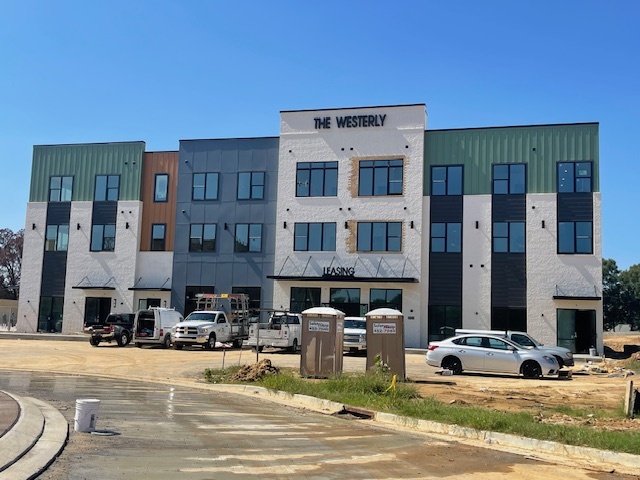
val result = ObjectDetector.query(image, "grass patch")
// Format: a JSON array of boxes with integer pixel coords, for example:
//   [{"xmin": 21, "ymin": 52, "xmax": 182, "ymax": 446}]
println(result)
[
  {"xmin": 626, "ymin": 360, "xmax": 640, "ymax": 373},
  {"xmin": 204, "ymin": 368, "xmax": 640, "ymax": 455}
]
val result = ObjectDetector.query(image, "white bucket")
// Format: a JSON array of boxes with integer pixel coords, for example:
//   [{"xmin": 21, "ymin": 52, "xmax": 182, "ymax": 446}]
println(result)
[
  {"xmin": 74, "ymin": 399, "xmax": 101, "ymax": 432},
  {"xmin": 589, "ymin": 347, "xmax": 597, "ymax": 356}
]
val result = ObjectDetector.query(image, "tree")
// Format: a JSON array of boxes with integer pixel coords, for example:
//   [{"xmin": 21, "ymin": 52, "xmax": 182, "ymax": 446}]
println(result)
[
  {"xmin": 620, "ymin": 263, "xmax": 640, "ymax": 330},
  {"xmin": 0, "ymin": 228, "xmax": 23, "ymax": 300},
  {"xmin": 602, "ymin": 258, "xmax": 623, "ymax": 330}
]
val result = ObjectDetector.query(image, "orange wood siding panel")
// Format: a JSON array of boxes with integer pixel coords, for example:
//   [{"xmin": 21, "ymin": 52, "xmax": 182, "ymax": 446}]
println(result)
[{"xmin": 141, "ymin": 152, "xmax": 178, "ymax": 251}]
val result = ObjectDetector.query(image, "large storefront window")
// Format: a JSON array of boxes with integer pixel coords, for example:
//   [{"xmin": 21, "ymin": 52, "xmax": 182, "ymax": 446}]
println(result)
[
  {"xmin": 329, "ymin": 288, "xmax": 364, "ymax": 317},
  {"xmin": 491, "ymin": 307, "xmax": 526, "ymax": 332},
  {"xmin": 290, "ymin": 287, "xmax": 321, "ymax": 313},
  {"xmin": 232, "ymin": 286, "xmax": 261, "ymax": 319},
  {"xmin": 38, "ymin": 296, "xmax": 64, "ymax": 333},
  {"xmin": 370, "ymin": 289, "xmax": 402, "ymax": 312},
  {"xmin": 184, "ymin": 285, "xmax": 215, "ymax": 317},
  {"xmin": 428, "ymin": 306, "xmax": 462, "ymax": 342}
]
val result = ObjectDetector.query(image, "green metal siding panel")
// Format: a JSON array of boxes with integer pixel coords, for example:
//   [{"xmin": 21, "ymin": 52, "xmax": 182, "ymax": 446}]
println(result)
[
  {"xmin": 29, "ymin": 142, "xmax": 145, "ymax": 202},
  {"xmin": 424, "ymin": 124, "xmax": 599, "ymax": 195}
]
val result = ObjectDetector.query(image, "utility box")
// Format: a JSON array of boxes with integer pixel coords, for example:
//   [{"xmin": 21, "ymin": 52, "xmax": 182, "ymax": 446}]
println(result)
[
  {"xmin": 300, "ymin": 307, "xmax": 344, "ymax": 378},
  {"xmin": 365, "ymin": 308, "xmax": 406, "ymax": 380}
]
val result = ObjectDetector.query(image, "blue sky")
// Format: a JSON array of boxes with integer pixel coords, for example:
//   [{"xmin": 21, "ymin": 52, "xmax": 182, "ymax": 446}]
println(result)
[{"xmin": 1, "ymin": 1, "xmax": 638, "ymax": 269}]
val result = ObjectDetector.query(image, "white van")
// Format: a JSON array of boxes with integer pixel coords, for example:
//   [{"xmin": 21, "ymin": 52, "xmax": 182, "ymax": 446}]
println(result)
[{"xmin": 133, "ymin": 307, "xmax": 183, "ymax": 348}]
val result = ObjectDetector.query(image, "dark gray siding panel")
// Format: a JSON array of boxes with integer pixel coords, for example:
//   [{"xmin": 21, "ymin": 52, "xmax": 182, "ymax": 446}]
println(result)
[
  {"xmin": 430, "ymin": 196, "xmax": 463, "ymax": 222},
  {"xmin": 92, "ymin": 202, "xmax": 117, "ymax": 224},
  {"xmin": 428, "ymin": 253, "xmax": 462, "ymax": 306},
  {"xmin": 492, "ymin": 195, "xmax": 526, "ymax": 222},
  {"xmin": 557, "ymin": 193, "xmax": 593, "ymax": 222},
  {"xmin": 46, "ymin": 203, "xmax": 71, "ymax": 224},
  {"xmin": 171, "ymin": 137, "xmax": 279, "ymax": 315},
  {"xmin": 41, "ymin": 253, "xmax": 68, "ymax": 296},
  {"xmin": 491, "ymin": 254, "xmax": 526, "ymax": 307}
]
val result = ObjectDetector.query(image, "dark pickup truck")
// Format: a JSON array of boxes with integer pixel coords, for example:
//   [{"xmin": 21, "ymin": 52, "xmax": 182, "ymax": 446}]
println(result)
[{"xmin": 83, "ymin": 313, "xmax": 135, "ymax": 347}]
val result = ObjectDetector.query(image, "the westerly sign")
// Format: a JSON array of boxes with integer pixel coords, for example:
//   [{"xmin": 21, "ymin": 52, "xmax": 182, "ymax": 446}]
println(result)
[{"xmin": 314, "ymin": 114, "xmax": 386, "ymax": 130}]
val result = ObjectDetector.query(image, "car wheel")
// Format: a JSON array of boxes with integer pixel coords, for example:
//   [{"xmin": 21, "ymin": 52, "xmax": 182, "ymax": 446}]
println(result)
[
  {"xmin": 89, "ymin": 336, "xmax": 100, "ymax": 347},
  {"xmin": 204, "ymin": 333, "xmax": 216, "ymax": 350},
  {"xmin": 232, "ymin": 338, "xmax": 243, "ymax": 349},
  {"xmin": 173, "ymin": 342, "xmax": 183, "ymax": 350},
  {"xmin": 442, "ymin": 356, "xmax": 463, "ymax": 375},
  {"xmin": 135, "ymin": 342, "xmax": 142, "ymax": 348},
  {"xmin": 554, "ymin": 355, "xmax": 565, "ymax": 368},
  {"xmin": 289, "ymin": 338, "xmax": 298, "ymax": 353},
  {"xmin": 117, "ymin": 331, "xmax": 130, "ymax": 347},
  {"xmin": 252, "ymin": 346, "xmax": 264, "ymax": 353},
  {"xmin": 162, "ymin": 335, "xmax": 172, "ymax": 349},
  {"xmin": 521, "ymin": 361, "xmax": 542, "ymax": 379}
]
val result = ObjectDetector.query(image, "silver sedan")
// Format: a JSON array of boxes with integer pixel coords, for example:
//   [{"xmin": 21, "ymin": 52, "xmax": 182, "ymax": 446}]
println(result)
[{"xmin": 426, "ymin": 334, "xmax": 560, "ymax": 379}]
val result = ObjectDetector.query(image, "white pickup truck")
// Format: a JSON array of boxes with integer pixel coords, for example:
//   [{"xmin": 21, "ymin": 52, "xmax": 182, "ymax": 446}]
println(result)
[
  {"xmin": 246, "ymin": 312, "xmax": 302, "ymax": 352},
  {"xmin": 171, "ymin": 293, "xmax": 250, "ymax": 350}
]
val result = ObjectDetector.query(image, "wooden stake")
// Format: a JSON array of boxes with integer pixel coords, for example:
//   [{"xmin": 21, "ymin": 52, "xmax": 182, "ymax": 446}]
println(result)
[{"xmin": 625, "ymin": 380, "xmax": 634, "ymax": 418}]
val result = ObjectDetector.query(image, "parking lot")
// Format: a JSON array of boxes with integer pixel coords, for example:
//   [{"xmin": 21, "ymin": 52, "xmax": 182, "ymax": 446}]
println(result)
[{"xmin": 0, "ymin": 334, "xmax": 638, "ymax": 431}]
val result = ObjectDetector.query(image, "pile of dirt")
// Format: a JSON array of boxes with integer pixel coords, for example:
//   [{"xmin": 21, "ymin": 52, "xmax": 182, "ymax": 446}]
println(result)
[{"xmin": 230, "ymin": 359, "xmax": 279, "ymax": 382}]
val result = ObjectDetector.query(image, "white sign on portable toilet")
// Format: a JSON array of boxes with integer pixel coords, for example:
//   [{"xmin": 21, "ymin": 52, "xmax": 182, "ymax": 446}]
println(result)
[{"xmin": 74, "ymin": 398, "xmax": 101, "ymax": 432}]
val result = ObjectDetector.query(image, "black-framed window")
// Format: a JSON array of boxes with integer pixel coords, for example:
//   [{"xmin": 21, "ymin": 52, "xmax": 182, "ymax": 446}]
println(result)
[
  {"xmin": 558, "ymin": 162, "xmax": 592, "ymax": 193},
  {"xmin": 294, "ymin": 223, "xmax": 336, "ymax": 251},
  {"xmin": 493, "ymin": 222, "xmax": 525, "ymax": 253},
  {"xmin": 95, "ymin": 175, "xmax": 120, "ymax": 201},
  {"xmin": 296, "ymin": 162, "xmax": 338, "ymax": 197},
  {"xmin": 91, "ymin": 224, "xmax": 116, "ymax": 252},
  {"xmin": 291, "ymin": 287, "xmax": 321, "ymax": 313},
  {"xmin": 234, "ymin": 224, "xmax": 262, "ymax": 252},
  {"xmin": 359, "ymin": 159, "xmax": 403, "ymax": 196},
  {"xmin": 357, "ymin": 222, "xmax": 401, "ymax": 252},
  {"xmin": 428, "ymin": 306, "xmax": 462, "ymax": 342},
  {"xmin": 558, "ymin": 221, "xmax": 593, "ymax": 254},
  {"xmin": 430, "ymin": 222, "xmax": 461, "ymax": 253},
  {"xmin": 192, "ymin": 173, "xmax": 219, "ymax": 200},
  {"xmin": 154, "ymin": 174, "xmax": 168, "ymax": 202},
  {"xmin": 151, "ymin": 224, "xmax": 166, "ymax": 251},
  {"xmin": 431, "ymin": 166, "xmax": 462, "ymax": 196},
  {"xmin": 370, "ymin": 288, "xmax": 402, "ymax": 311},
  {"xmin": 49, "ymin": 176, "xmax": 73, "ymax": 202},
  {"xmin": 492, "ymin": 164, "xmax": 525, "ymax": 194},
  {"xmin": 45, "ymin": 225, "xmax": 69, "ymax": 251},
  {"xmin": 237, "ymin": 172, "xmax": 265, "ymax": 200},
  {"xmin": 189, "ymin": 224, "xmax": 216, "ymax": 252}
]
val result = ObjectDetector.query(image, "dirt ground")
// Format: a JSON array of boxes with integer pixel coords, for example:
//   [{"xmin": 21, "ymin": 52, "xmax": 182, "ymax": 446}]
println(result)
[{"xmin": 0, "ymin": 333, "xmax": 639, "ymax": 432}]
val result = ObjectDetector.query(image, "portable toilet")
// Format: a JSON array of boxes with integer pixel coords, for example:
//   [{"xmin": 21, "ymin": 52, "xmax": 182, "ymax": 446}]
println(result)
[{"xmin": 300, "ymin": 307, "xmax": 344, "ymax": 378}]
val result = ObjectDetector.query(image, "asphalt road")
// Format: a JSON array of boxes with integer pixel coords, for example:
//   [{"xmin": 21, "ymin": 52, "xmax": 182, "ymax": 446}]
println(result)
[{"xmin": 0, "ymin": 371, "xmax": 636, "ymax": 480}]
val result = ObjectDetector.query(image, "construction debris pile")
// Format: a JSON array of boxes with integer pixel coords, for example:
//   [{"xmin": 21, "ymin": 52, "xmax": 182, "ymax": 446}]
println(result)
[{"xmin": 230, "ymin": 359, "xmax": 280, "ymax": 382}]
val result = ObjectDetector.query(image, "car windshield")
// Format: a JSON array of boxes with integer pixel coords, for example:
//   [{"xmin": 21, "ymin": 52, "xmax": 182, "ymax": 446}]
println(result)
[
  {"xmin": 345, "ymin": 319, "xmax": 366, "ymax": 329},
  {"xmin": 184, "ymin": 313, "xmax": 216, "ymax": 322}
]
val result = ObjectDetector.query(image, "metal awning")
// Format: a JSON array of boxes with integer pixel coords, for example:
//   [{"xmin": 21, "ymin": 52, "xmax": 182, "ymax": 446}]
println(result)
[
  {"xmin": 267, "ymin": 275, "xmax": 418, "ymax": 283},
  {"xmin": 553, "ymin": 285, "xmax": 601, "ymax": 301},
  {"xmin": 71, "ymin": 276, "xmax": 116, "ymax": 290},
  {"xmin": 128, "ymin": 277, "xmax": 171, "ymax": 291}
]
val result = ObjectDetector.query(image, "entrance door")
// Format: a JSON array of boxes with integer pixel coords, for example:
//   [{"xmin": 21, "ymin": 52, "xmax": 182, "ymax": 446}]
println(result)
[
  {"xmin": 329, "ymin": 288, "xmax": 361, "ymax": 317},
  {"xmin": 557, "ymin": 309, "xmax": 596, "ymax": 354},
  {"xmin": 85, "ymin": 297, "xmax": 112, "ymax": 327}
]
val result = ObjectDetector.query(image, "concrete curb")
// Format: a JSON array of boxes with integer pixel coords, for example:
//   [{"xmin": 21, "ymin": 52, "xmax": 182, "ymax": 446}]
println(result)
[
  {"xmin": 214, "ymin": 383, "xmax": 640, "ymax": 474},
  {"xmin": 0, "ymin": 398, "xmax": 69, "ymax": 480},
  {"xmin": 0, "ymin": 392, "xmax": 44, "ymax": 471},
  {"xmin": 0, "ymin": 393, "xmax": 69, "ymax": 480}
]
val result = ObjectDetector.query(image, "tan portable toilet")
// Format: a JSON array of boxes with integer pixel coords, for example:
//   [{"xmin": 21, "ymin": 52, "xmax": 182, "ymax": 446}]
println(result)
[
  {"xmin": 300, "ymin": 307, "xmax": 344, "ymax": 378},
  {"xmin": 365, "ymin": 308, "xmax": 406, "ymax": 380}
]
